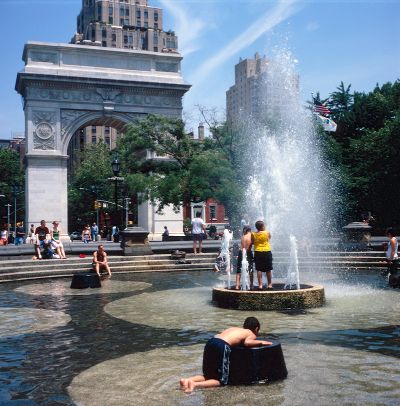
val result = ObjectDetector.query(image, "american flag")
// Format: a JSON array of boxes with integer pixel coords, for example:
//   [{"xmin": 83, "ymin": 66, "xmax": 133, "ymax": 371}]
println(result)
[{"xmin": 313, "ymin": 99, "xmax": 331, "ymax": 116}]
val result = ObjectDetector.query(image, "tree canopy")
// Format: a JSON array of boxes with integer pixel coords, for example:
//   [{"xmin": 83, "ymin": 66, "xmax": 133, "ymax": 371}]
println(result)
[
  {"xmin": 118, "ymin": 114, "xmax": 242, "ymax": 218},
  {"xmin": 317, "ymin": 79, "xmax": 400, "ymax": 228}
]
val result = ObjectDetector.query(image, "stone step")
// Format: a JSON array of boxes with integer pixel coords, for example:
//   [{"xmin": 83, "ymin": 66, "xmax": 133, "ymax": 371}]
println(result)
[{"xmin": 0, "ymin": 264, "xmax": 215, "ymax": 282}]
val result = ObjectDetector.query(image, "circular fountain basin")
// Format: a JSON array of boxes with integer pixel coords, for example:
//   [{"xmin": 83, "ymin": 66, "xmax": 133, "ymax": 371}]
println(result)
[{"xmin": 212, "ymin": 283, "xmax": 325, "ymax": 310}]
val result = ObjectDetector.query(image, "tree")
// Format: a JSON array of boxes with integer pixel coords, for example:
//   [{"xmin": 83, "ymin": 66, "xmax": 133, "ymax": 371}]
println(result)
[
  {"xmin": 68, "ymin": 142, "xmax": 114, "ymax": 230},
  {"xmin": 0, "ymin": 148, "xmax": 25, "ymax": 226},
  {"xmin": 118, "ymin": 114, "xmax": 242, "ymax": 219}
]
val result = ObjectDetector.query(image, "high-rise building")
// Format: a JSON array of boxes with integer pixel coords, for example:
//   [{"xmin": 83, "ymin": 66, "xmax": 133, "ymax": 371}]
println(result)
[
  {"xmin": 71, "ymin": 0, "xmax": 178, "ymax": 53},
  {"xmin": 226, "ymin": 52, "xmax": 299, "ymax": 124},
  {"xmin": 226, "ymin": 53, "xmax": 268, "ymax": 123},
  {"xmin": 69, "ymin": 0, "xmax": 179, "ymax": 176}
]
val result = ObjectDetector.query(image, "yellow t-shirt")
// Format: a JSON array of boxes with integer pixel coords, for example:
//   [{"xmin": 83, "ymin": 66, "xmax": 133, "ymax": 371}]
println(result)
[{"xmin": 252, "ymin": 231, "xmax": 271, "ymax": 252}]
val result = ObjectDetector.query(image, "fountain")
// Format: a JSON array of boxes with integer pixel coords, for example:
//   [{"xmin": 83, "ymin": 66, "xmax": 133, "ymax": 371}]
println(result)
[{"xmin": 213, "ymin": 48, "xmax": 330, "ymax": 310}]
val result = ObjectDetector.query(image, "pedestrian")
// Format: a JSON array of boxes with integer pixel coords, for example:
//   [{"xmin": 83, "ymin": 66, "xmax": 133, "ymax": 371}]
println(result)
[
  {"xmin": 111, "ymin": 225, "xmax": 119, "ymax": 242},
  {"xmin": 162, "ymin": 226, "xmax": 169, "ymax": 242},
  {"xmin": 27, "ymin": 224, "xmax": 36, "ymax": 244},
  {"xmin": 91, "ymin": 222, "xmax": 99, "ymax": 242},
  {"xmin": 15, "ymin": 222, "xmax": 25, "ymax": 246},
  {"xmin": 82, "ymin": 225, "xmax": 91, "ymax": 243},
  {"xmin": 0, "ymin": 225, "xmax": 8, "ymax": 246},
  {"xmin": 381, "ymin": 227, "xmax": 398, "ymax": 277},
  {"xmin": 191, "ymin": 212, "xmax": 205, "ymax": 255}
]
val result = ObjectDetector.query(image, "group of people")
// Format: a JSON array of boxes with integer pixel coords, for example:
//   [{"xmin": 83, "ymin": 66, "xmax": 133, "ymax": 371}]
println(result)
[
  {"xmin": 33, "ymin": 220, "xmax": 67, "ymax": 260},
  {"xmin": 213, "ymin": 220, "xmax": 274, "ymax": 290}
]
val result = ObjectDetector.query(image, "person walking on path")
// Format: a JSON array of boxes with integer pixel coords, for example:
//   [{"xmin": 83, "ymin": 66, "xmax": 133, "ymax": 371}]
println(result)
[{"xmin": 191, "ymin": 212, "xmax": 205, "ymax": 255}]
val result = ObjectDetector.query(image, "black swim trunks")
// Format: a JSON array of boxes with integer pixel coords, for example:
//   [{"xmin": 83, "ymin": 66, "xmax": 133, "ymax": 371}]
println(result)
[
  {"xmin": 202, "ymin": 337, "xmax": 231, "ymax": 385},
  {"xmin": 237, "ymin": 249, "xmax": 254, "ymax": 274},
  {"xmin": 254, "ymin": 251, "xmax": 273, "ymax": 272}
]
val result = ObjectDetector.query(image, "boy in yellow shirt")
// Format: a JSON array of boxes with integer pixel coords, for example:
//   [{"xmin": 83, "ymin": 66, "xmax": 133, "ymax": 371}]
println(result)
[{"xmin": 251, "ymin": 220, "xmax": 273, "ymax": 290}]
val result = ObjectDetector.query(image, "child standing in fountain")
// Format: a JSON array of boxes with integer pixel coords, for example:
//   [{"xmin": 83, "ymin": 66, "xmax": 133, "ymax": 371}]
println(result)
[
  {"xmin": 236, "ymin": 226, "xmax": 254, "ymax": 289},
  {"xmin": 251, "ymin": 220, "xmax": 273, "ymax": 290}
]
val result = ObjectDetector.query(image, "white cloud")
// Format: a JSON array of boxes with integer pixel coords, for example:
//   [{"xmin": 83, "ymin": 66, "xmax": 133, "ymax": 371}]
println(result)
[
  {"xmin": 188, "ymin": 0, "xmax": 302, "ymax": 87},
  {"xmin": 159, "ymin": 0, "xmax": 206, "ymax": 56}
]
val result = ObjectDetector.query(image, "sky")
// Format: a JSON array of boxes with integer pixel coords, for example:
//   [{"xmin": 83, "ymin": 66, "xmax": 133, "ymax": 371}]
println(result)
[{"xmin": 0, "ymin": 0, "xmax": 399, "ymax": 137}]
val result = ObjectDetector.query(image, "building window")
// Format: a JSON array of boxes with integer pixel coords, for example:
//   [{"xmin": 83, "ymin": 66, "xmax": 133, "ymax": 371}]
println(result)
[
  {"xmin": 92, "ymin": 135, "xmax": 97, "ymax": 144},
  {"xmin": 144, "ymin": 21, "xmax": 148, "ymax": 28},
  {"xmin": 124, "ymin": 35, "xmax": 128, "ymax": 44},
  {"xmin": 144, "ymin": 10, "xmax": 148, "ymax": 19},
  {"xmin": 125, "ymin": 8, "xmax": 129, "ymax": 16},
  {"xmin": 97, "ymin": 4, "xmax": 101, "ymax": 19},
  {"xmin": 154, "ymin": 22, "xmax": 158, "ymax": 30},
  {"xmin": 91, "ymin": 126, "xmax": 96, "ymax": 133},
  {"xmin": 154, "ymin": 12, "xmax": 158, "ymax": 21},
  {"xmin": 108, "ymin": 16, "xmax": 113, "ymax": 24},
  {"xmin": 210, "ymin": 205, "xmax": 217, "ymax": 220},
  {"xmin": 102, "ymin": 29, "xmax": 107, "ymax": 38},
  {"xmin": 91, "ymin": 29, "xmax": 95, "ymax": 39},
  {"xmin": 105, "ymin": 126, "xmax": 110, "ymax": 134},
  {"xmin": 136, "ymin": 10, "xmax": 141, "ymax": 18},
  {"xmin": 109, "ymin": 6, "xmax": 113, "ymax": 16},
  {"xmin": 136, "ymin": 19, "xmax": 141, "ymax": 26},
  {"xmin": 112, "ymin": 33, "xmax": 116, "ymax": 41},
  {"xmin": 153, "ymin": 47, "xmax": 158, "ymax": 52},
  {"xmin": 102, "ymin": 41, "xmax": 107, "ymax": 47},
  {"xmin": 153, "ymin": 33, "xmax": 158, "ymax": 44},
  {"xmin": 105, "ymin": 136, "xmax": 111, "ymax": 147}
]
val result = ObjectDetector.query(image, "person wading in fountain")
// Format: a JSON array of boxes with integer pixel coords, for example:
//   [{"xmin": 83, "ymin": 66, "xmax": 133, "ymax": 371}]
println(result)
[
  {"xmin": 179, "ymin": 317, "xmax": 271, "ymax": 393},
  {"xmin": 381, "ymin": 228, "xmax": 399, "ymax": 287},
  {"xmin": 236, "ymin": 226, "xmax": 254, "ymax": 290},
  {"xmin": 251, "ymin": 220, "xmax": 273, "ymax": 290}
]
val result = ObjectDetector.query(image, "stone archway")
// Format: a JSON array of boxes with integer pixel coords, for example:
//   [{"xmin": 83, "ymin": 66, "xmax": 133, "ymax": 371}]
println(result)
[{"xmin": 16, "ymin": 42, "xmax": 190, "ymax": 235}]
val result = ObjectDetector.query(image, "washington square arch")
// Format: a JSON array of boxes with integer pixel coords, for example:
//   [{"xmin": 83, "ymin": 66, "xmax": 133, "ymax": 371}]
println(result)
[{"xmin": 15, "ymin": 41, "xmax": 190, "ymax": 237}]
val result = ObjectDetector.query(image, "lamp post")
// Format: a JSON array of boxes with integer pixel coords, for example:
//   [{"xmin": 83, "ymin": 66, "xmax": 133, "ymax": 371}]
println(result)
[
  {"xmin": 11, "ymin": 185, "xmax": 23, "ymax": 236},
  {"xmin": 5, "ymin": 204, "xmax": 11, "ymax": 239},
  {"xmin": 109, "ymin": 155, "xmax": 124, "ymax": 228}
]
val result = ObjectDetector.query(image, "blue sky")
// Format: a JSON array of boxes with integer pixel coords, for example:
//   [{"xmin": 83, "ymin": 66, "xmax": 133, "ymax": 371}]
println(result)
[{"xmin": 0, "ymin": 0, "xmax": 399, "ymax": 136}]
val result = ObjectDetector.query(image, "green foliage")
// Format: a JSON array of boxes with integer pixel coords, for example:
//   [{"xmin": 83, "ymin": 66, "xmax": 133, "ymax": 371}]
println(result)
[
  {"xmin": 0, "ymin": 148, "xmax": 25, "ymax": 225},
  {"xmin": 118, "ymin": 114, "xmax": 243, "ymax": 218},
  {"xmin": 68, "ymin": 142, "xmax": 114, "ymax": 229},
  {"xmin": 320, "ymin": 79, "xmax": 400, "ymax": 227}
]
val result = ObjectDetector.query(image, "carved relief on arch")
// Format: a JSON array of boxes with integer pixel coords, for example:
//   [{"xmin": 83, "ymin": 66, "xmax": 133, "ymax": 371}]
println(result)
[
  {"xmin": 60, "ymin": 110, "xmax": 90, "ymax": 139},
  {"xmin": 32, "ymin": 111, "xmax": 57, "ymax": 150}
]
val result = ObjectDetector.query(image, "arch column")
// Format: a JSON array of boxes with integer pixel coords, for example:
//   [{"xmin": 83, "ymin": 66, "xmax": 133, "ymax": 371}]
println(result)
[{"xmin": 25, "ymin": 154, "xmax": 69, "ymax": 233}]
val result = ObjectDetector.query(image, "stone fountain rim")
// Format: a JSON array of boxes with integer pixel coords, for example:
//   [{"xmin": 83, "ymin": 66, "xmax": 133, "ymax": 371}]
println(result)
[{"xmin": 213, "ymin": 283, "xmax": 324, "ymax": 295}]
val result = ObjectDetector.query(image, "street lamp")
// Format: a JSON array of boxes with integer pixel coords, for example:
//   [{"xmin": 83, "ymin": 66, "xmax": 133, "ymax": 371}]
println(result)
[
  {"xmin": 109, "ymin": 154, "xmax": 124, "ymax": 228},
  {"xmin": 11, "ymin": 185, "xmax": 23, "ymax": 236},
  {"xmin": 5, "ymin": 204, "xmax": 11, "ymax": 239}
]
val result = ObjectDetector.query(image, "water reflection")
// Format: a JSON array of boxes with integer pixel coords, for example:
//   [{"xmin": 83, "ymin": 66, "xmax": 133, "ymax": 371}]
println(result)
[{"xmin": 0, "ymin": 270, "xmax": 399, "ymax": 405}]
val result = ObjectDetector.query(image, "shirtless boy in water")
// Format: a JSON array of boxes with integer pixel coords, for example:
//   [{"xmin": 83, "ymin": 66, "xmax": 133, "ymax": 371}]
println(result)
[{"xmin": 179, "ymin": 317, "xmax": 272, "ymax": 393}]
